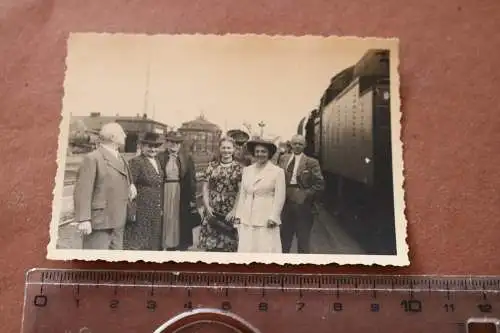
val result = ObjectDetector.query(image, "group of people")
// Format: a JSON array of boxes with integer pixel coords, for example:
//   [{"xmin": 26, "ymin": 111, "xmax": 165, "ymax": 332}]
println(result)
[{"xmin": 72, "ymin": 121, "xmax": 325, "ymax": 254}]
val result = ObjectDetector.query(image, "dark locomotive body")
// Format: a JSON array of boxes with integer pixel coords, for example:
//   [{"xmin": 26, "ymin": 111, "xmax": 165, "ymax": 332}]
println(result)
[{"xmin": 300, "ymin": 49, "xmax": 393, "ymax": 211}]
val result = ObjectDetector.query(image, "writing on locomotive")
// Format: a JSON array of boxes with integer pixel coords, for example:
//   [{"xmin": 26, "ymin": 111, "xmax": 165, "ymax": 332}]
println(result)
[{"xmin": 298, "ymin": 49, "xmax": 393, "ymax": 202}]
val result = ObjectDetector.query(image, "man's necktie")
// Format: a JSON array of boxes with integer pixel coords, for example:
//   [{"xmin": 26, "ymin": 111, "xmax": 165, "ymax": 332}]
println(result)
[{"xmin": 287, "ymin": 155, "xmax": 295, "ymax": 174}]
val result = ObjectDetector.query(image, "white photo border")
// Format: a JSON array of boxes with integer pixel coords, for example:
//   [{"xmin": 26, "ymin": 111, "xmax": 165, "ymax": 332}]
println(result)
[{"xmin": 46, "ymin": 33, "xmax": 408, "ymax": 266}]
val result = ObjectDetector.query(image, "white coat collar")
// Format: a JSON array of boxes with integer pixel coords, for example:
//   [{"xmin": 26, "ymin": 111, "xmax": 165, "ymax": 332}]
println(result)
[{"xmin": 251, "ymin": 161, "xmax": 274, "ymax": 185}]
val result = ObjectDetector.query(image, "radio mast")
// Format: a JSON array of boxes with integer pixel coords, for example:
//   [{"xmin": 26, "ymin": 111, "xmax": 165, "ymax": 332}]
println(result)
[{"xmin": 143, "ymin": 49, "xmax": 152, "ymax": 119}]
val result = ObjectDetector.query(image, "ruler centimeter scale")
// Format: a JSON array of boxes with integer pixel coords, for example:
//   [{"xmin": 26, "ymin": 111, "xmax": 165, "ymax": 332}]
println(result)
[{"xmin": 22, "ymin": 269, "xmax": 500, "ymax": 333}]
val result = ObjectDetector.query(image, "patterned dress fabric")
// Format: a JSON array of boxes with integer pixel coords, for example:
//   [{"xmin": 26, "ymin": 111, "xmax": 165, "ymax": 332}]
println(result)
[
  {"xmin": 198, "ymin": 160, "xmax": 243, "ymax": 252},
  {"xmin": 123, "ymin": 155, "xmax": 164, "ymax": 251}
]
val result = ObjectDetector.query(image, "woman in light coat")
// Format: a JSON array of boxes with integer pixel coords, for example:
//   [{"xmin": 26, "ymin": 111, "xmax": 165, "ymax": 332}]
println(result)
[{"xmin": 234, "ymin": 138, "xmax": 286, "ymax": 253}]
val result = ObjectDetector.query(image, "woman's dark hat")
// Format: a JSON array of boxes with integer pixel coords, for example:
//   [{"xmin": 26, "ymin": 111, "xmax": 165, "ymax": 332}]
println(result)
[
  {"xmin": 245, "ymin": 138, "xmax": 277, "ymax": 157},
  {"xmin": 227, "ymin": 129, "xmax": 250, "ymax": 145},
  {"xmin": 140, "ymin": 132, "xmax": 163, "ymax": 145},
  {"xmin": 165, "ymin": 131, "xmax": 184, "ymax": 143}
]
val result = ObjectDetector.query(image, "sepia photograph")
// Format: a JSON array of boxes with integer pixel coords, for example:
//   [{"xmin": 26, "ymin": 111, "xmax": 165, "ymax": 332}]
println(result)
[{"xmin": 46, "ymin": 33, "xmax": 407, "ymax": 266}]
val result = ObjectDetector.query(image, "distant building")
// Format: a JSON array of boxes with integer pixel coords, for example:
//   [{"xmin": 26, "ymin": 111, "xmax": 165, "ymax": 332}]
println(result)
[
  {"xmin": 178, "ymin": 114, "xmax": 222, "ymax": 157},
  {"xmin": 71, "ymin": 112, "xmax": 169, "ymax": 153}
]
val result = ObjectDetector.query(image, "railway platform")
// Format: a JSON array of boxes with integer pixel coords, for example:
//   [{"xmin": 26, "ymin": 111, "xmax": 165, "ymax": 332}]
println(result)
[{"xmin": 57, "ymin": 184, "xmax": 370, "ymax": 255}]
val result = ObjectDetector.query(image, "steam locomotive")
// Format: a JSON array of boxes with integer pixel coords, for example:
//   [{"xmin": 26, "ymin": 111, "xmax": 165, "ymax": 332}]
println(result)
[{"xmin": 298, "ymin": 49, "xmax": 394, "ymax": 207}]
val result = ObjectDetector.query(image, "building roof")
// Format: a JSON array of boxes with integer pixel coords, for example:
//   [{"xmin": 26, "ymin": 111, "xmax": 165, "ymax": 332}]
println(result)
[
  {"xmin": 179, "ymin": 115, "xmax": 221, "ymax": 132},
  {"xmin": 71, "ymin": 113, "xmax": 169, "ymax": 132}
]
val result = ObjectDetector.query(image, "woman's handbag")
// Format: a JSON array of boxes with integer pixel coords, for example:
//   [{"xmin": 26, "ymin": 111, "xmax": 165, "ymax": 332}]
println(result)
[
  {"xmin": 188, "ymin": 207, "xmax": 202, "ymax": 229},
  {"xmin": 206, "ymin": 211, "xmax": 237, "ymax": 238}
]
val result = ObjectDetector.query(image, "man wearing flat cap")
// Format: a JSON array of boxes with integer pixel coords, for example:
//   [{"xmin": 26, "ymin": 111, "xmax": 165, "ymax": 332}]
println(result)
[
  {"xmin": 227, "ymin": 129, "xmax": 252, "ymax": 167},
  {"xmin": 157, "ymin": 131, "xmax": 198, "ymax": 251}
]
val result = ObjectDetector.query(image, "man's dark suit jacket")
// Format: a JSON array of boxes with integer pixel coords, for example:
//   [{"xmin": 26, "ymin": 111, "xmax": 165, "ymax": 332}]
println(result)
[{"xmin": 279, "ymin": 153, "xmax": 325, "ymax": 204}]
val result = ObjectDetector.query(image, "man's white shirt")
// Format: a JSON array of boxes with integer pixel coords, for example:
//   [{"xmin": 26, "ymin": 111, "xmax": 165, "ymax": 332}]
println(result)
[{"xmin": 287, "ymin": 153, "xmax": 303, "ymax": 185}]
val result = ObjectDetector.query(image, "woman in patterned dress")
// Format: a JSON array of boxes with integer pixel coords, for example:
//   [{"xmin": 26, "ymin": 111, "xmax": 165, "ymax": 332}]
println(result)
[
  {"xmin": 124, "ymin": 132, "xmax": 164, "ymax": 251},
  {"xmin": 198, "ymin": 136, "xmax": 243, "ymax": 252}
]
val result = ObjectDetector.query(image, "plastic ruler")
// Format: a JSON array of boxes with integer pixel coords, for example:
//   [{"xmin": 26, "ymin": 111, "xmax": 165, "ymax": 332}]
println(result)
[{"xmin": 22, "ymin": 268, "xmax": 500, "ymax": 333}]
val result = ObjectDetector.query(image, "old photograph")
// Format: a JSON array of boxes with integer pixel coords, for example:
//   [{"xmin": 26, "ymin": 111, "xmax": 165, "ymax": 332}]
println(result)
[{"xmin": 47, "ymin": 33, "xmax": 408, "ymax": 266}]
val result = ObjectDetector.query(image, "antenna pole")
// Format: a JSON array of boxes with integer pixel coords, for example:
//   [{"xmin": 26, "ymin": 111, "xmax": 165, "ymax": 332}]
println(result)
[{"xmin": 143, "ymin": 49, "xmax": 151, "ymax": 117}]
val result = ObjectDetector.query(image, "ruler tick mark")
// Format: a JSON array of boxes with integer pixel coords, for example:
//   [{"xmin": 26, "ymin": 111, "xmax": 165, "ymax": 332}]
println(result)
[
  {"xmin": 481, "ymin": 282, "xmax": 487, "ymax": 300},
  {"xmin": 25, "ymin": 270, "xmax": 500, "ymax": 332},
  {"xmin": 150, "ymin": 273, "xmax": 156, "ymax": 296}
]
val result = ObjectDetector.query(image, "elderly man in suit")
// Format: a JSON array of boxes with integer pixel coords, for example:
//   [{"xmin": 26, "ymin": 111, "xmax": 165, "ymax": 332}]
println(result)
[
  {"xmin": 74, "ymin": 122, "xmax": 137, "ymax": 250},
  {"xmin": 279, "ymin": 134, "xmax": 324, "ymax": 254}
]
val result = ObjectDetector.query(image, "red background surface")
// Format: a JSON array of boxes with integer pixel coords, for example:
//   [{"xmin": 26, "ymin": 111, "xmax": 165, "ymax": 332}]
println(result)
[{"xmin": 1, "ymin": 0, "xmax": 499, "ymax": 331}]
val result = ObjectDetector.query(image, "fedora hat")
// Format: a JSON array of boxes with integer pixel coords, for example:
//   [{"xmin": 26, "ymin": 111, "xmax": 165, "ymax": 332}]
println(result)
[
  {"xmin": 140, "ymin": 132, "xmax": 163, "ymax": 145},
  {"xmin": 245, "ymin": 138, "xmax": 277, "ymax": 157},
  {"xmin": 165, "ymin": 130, "xmax": 184, "ymax": 143}
]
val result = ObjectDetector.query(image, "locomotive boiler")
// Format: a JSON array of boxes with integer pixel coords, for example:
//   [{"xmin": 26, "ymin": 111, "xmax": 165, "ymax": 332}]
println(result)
[{"xmin": 300, "ymin": 49, "xmax": 393, "ymax": 205}]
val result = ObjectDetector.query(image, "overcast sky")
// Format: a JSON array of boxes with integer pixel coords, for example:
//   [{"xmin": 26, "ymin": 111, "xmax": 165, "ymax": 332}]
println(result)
[{"xmin": 63, "ymin": 33, "xmax": 390, "ymax": 140}]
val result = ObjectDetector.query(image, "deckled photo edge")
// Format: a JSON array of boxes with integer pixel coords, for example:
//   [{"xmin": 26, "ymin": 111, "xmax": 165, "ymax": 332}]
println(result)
[
  {"xmin": 46, "ymin": 34, "xmax": 76, "ymax": 257},
  {"xmin": 66, "ymin": 31, "xmax": 400, "ymax": 46},
  {"xmin": 386, "ymin": 39, "xmax": 410, "ymax": 265},
  {"xmin": 47, "ymin": 249, "xmax": 406, "ymax": 267},
  {"xmin": 46, "ymin": 33, "xmax": 409, "ymax": 267}
]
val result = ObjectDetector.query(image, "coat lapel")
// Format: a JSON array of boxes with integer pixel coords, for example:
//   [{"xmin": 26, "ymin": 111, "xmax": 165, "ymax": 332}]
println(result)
[
  {"xmin": 280, "ymin": 153, "xmax": 290, "ymax": 169},
  {"xmin": 253, "ymin": 162, "xmax": 273, "ymax": 186},
  {"xmin": 282, "ymin": 153, "xmax": 306, "ymax": 184},
  {"xmin": 178, "ymin": 153, "xmax": 187, "ymax": 179},
  {"xmin": 98, "ymin": 146, "xmax": 127, "ymax": 177},
  {"xmin": 122, "ymin": 155, "xmax": 132, "ymax": 184},
  {"xmin": 296, "ymin": 154, "xmax": 307, "ymax": 177},
  {"xmin": 281, "ymin": 154, "xmax": 292, "ymax": 184},
  {"xmin": 154, "ymin": 156, "xmax": 163, "ymax": 177},
  {"xmin": 163, "ymin": 151, "xmax": 184, "ymax": 179},
  {"xmin": 158, "ymin": 151, "xmax": 167, "ymax": 172},
  {"xmin": 142, "ymin": 155, "xmax": 161, "ymax": 176}
]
